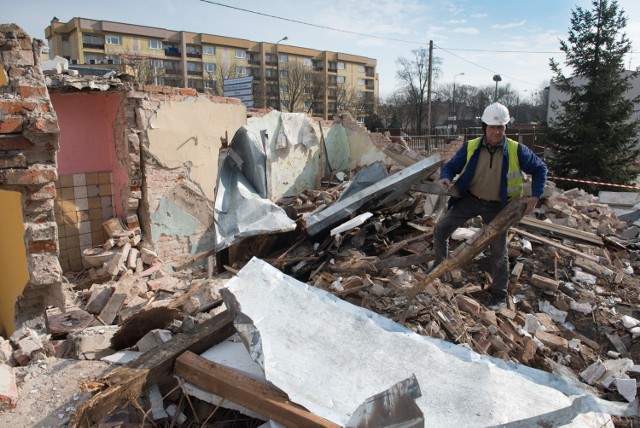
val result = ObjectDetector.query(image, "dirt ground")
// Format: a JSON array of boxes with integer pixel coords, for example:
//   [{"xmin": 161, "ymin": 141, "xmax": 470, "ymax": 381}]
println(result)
[{"xmin": 0, "ymin": 357, "xmax": 112, "ymax": 427}]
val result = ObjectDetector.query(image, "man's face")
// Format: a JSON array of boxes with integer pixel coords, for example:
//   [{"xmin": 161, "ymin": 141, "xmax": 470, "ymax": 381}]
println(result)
[{"xmin": 486, "ymin": 125, "xmax": 506, "ymax": 146}]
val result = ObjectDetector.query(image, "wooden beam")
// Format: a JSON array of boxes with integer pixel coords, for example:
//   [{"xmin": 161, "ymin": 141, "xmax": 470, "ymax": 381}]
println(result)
[
  {"xmin": 175, "ymin": 351, "xmax": 340, "ymax": 428},
  {"xmin": 70, "ymin": 311, "xmax": 235, "ymax": 427},
  {"xmin": 511, "ymin": 227, "xmax": 600, "ymax": 262},
  {"xmin": 519, "ymin": 216, "xmax": 603, "ymax": 246},
  {"xmin": 399, "ymin": 200, "xmax": 527, "ymax": 323}
]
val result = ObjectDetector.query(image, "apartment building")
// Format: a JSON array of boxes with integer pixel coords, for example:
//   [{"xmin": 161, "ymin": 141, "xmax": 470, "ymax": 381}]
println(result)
[{"xmin": 45, "ymin": 17, "xmax": 378, "ymax": 120}]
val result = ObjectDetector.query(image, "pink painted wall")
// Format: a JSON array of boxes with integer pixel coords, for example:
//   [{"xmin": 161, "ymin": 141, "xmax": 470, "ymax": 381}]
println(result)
[{"xmin": 51, "ymin": 92, "xmax": 128, "ymax": 217}]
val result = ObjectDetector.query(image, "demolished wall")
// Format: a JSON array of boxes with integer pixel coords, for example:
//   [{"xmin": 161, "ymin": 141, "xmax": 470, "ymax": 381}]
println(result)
[{"xmin": 0, "ymin": 24, "xmax": 62, "ymax": 333}]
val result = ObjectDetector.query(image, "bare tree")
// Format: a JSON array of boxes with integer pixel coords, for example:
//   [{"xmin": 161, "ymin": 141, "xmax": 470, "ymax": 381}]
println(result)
[
  {"xmin": 396, "ymin": 47, "xmax": 442, "ymax": 133},
  {"xmin": 279, "ymin": 59, "xmax": 314, "ymax": 112},
  {"xmin": 119, "ymin": 52, "xmax": 166, "ymax": 85},
  {"xmin": 337, "ymin": 83, "xmax": 366, "ymax": 120},
  {"xmin": 204, "ymin": 59, "xmax": 240, "ymax": 96}
]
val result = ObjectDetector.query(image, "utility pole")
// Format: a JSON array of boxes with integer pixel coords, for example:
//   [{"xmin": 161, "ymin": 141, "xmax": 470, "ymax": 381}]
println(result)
[
  {"xmin": 426, "ymin": 40, "xmax": 433, "ymax": 150},
  {"xmin": 275, "ymin": 36, "xmax": 288, "ymax": 110}
]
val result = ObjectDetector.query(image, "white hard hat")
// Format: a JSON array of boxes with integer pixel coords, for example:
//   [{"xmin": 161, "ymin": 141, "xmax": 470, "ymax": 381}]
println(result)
[{"xmin": 481, "ymin": 102, "xmax": 510, "ymax": 125}]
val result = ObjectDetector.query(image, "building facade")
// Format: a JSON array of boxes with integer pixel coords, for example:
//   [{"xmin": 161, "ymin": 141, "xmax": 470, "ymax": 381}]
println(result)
[{"xmin": 45, "ymin": 17, "xmax": 378, "ymax": 120}]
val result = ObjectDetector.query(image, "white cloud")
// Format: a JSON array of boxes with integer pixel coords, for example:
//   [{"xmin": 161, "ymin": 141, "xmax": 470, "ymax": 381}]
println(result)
[
  {"xmin": 446, "ymin": 19, "xmax": 467, "ymax": 25},
  {"xmin": 452, "ymin": 27, "xmax": 480, "ymax": 35},
  {"xmin": 491, "ymin": 20, "xmax": 527, "ymax": 30},
  {"xmin": 471, "ymin": 13, "xmax": 488, "ymax": 18}
]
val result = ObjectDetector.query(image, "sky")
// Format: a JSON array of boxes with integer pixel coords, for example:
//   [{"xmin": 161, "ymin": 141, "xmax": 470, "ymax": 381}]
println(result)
[{"xmin": 6, "ymin": 0, "xmax": 640, "ymax": 101}]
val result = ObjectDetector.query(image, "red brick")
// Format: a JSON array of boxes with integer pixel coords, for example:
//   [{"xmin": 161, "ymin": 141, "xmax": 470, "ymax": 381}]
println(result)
[
  {"xmin": 8, "ymin": 67, "xmax": 24, "ymax": 78},
  {"xmin": 32, "ymin": 117, "xmax": 59, "ymax": 133},
  {"xmin": 0, "ymin": 117, "xmax": 23, "ymax": 133},
  {"xmin": 4, "ymin": 167, "xmax": 57, "ymax": 185},
  {"xmin": 19, "ymin": 86, "xmax": 47, "ymax": 99},
  {"xmin": 143, "ymin": 84, "xmax": 163, "ymax": 93},
  {"xmin": 25, "ymin": 183, "xmax": 57, "ymax": 201},
  {"xmin": 29, "ymin": 239, "xmax": 58, "ymax": 254},
  {"xmin": 180, "ymin": 88, "xmax": 197, "ymax": 96},
  {"xmin": 0, "ymin": 153, "xmax": 27, "ymax": 169},
  {"xmin": 0, "ymin": 135, "xmax": 35, "ymax": 150},
  {"xmin": 0, "ymin": 100, "xmax": 36, "ymax": 115}
]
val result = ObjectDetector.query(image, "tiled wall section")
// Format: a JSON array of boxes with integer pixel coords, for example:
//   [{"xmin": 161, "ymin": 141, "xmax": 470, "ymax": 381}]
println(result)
[{"xmin": 55, "ymin": 172, "xmax": 115, "ymax": 272}]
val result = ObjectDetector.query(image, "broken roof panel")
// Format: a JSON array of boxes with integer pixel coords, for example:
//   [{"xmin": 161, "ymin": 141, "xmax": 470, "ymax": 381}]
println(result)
[
  {"xmin": 213, "ymin": 126, "xmax": 296, "ymax": 251},
  {"xmin": 220, "ymin": 257, "xmax": 631, "ymax": 427}
]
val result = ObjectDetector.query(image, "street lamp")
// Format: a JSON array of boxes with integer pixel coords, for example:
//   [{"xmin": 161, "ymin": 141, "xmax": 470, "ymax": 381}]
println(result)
[
  {"xmin": 452, "ymin": 72, "xmax": 464, "ymax": 118},
  {"xmin": 275, "ymin": 36, "xmax": 288, "ymax": 110},
  {"xmin": 492, "ymin": 74, "xmax": 502, "ymax": 102}
]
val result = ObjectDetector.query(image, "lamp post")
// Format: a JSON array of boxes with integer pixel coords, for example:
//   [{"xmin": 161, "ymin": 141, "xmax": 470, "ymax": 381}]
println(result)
[
  {"xmin": 452, "ymin": 72, "xmax": 464, "ymax": 119},
  {"xmin": 275, "ymin": 36, "xmax": 288, "ymax": 110},
  {"xmin": 492, "ymin": 74, "xmax": 502, "ymax": 102}
]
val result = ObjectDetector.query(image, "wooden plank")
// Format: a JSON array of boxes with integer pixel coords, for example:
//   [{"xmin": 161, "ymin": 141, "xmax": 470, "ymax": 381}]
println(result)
[
  {"xmin": 173, "ymin": 248, "xmax": 215, "ymax": 271},
  {"xmin": 399, "ymin": 200, "xmax": 527, "ymax": 323},
  {"xmin": 97, "ymin": 293, "xmax": 127, "ymax": 325},
  {"xmin": 379, "ymin": 234, "xmax": 431, "ymax": 259},
  {"xmin": 510, "ymin": 227, "xmax": 600, "ymax": 262},
  {"xmin": 519, "ymin": 216, "xmax": 603, "ymax": 246},
  {"xmin": 175, "ymin": 351, "xmax": 340, "ymax": 428},
  {"xmin": 70, "ymin": 311, "xmax": 235, "ymax": 428}
]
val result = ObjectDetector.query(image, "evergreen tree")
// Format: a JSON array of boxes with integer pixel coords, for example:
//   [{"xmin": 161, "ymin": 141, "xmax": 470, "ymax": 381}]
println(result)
[{"xmin": 542, "ymin": 0, "xmax": 640, "ymax": 193}]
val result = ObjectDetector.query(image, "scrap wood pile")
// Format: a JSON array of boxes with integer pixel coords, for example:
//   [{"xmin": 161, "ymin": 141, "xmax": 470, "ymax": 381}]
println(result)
[{"xmin": 264, "ymin": 173, "xmax": 640, "ymax": 410}]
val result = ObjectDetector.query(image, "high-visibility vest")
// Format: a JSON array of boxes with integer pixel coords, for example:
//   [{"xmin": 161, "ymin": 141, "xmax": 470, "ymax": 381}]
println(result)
[{"xmin": 463, "ymin": 137, "xmax": 523, "ymax": 201}]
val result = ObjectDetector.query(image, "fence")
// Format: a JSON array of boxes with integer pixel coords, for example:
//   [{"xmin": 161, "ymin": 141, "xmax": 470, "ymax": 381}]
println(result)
[{"xmin": 405, "ymin": 135, "xmax": 452, "ymax": 152}]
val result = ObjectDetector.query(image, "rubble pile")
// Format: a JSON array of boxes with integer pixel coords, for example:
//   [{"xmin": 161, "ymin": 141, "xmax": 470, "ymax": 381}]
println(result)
[
  {"xmin": 271, "ymin": 180, "xmax": 640, "ymax": 410},
  {"xmin": 3, "ymin": 163, "xmax": 640, "ymax": 425}
]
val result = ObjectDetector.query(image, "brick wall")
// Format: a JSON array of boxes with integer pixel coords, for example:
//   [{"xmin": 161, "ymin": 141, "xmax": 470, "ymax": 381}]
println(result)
[{"xmin": 0, "ymin": 24, "xmax": 62, "ymax": 318}]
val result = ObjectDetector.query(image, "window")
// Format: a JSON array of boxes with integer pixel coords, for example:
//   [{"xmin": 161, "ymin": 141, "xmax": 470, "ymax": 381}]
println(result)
[
  {"xmin": 187, "ymin": 62, "xmax": 198, "ymax": 71},
  {"xmin": 235, "ymin": 49, "xmax": 246, "ymax": 58},
  {"xmin": 105, "ymin": 34, "xmax": 122, "ymax": 45},
  {"xmin": 303, "ymin": 58, "xmax": 313, "ymax": 66},
  {"xmin": 186, "ymin": 45, "xmax": 199, "ymax": 54},
  {"xmin": 357, "ymin": 78, "xmax": 365, "ymax": 85},
  {"xmin": 204, "ymin": 62, "xmax": 216, "ymax": 72},
  {"xmin": 82, "ymin": 34, "xmax": 101, "ymax": 44},
  {"xmin": 236, "ymin": 66, "xmax": 248, "ymax": 76},
  {"xmin": 280, "ymin": 86, "xmax": 288, "ymax": 93},
  {"xmin": 204, "ymin": 80, "xmax": 215, "ymax": 89},
  {"xmin": 152, "ymin": 59, "xmax": 163, "ymax": 68},
  {"xmin": 304, "ymin": 101, "xmax": 311, "ymax": 110},
  {"xmin": 337, "ymin": 62, "xmax": 345, "ymax": 70},
  {"xmin": 281, "ymin": 100, "xmax": 289, "ymax": 109},
  {"xmin": 148, "ymin": 39, "xmax": 163, "ymax": 50},
  {"xmin": 358, "ymin": 65, "xmax": 365, "ymax": 72},
  {"xmin": 303, "ymin": 73, "xmax": 311, "ymax": 81},
  {"xmin": 279, "ymin": 70, "xmax": 288, "ymax": 78},
  {"xmin": 265, "ymin": 69, "xmax": 274, "ymax": 77},
  {"xmin": 278, "ymin": 54, "xmax": 288, "ymax": 63},
  {"xmin": 106, "ymin": 55, "xmax": 122, "ymax": 64},
  {"xmin": 337, "ymin": 76, "xmax": 346, "ymax": 84},
  {"xmin": 304, "ymin": 87, "xmax": 310, "ymax": 94},
  {"xmin": 203, "ymin": 45, "xmax": 216, "ymax": 55}
]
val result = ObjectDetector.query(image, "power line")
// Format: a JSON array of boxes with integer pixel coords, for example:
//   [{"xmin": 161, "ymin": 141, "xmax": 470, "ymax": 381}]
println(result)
[
  {"xmin": 434, "ymin": 44, "xmax": 542, "ymax": 87},
  {"xmin": 198, "ymin": 0, "xmax": 569, "ymax": 55}
]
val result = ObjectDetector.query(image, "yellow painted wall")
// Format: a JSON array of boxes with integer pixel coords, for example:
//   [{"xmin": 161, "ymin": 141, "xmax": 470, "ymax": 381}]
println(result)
[
  {"xmin": 0, "ymin": 190, "xmax": 29, "ymax": 337},
  {"xmin": 147, "ymin": 97, "xmax": 246, "ymax": 202}
]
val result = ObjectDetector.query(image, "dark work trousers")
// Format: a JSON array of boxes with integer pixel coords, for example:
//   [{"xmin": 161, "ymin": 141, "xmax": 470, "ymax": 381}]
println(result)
[{"xmin": 433, "ymin": 192, "xmax": 509, "ymax": 301}]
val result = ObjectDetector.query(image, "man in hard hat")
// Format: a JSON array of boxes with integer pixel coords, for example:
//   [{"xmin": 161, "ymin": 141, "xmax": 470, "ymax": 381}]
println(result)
[{"xmin": 434, "ymin": 102, "xmax": 547, "ymax": 311}]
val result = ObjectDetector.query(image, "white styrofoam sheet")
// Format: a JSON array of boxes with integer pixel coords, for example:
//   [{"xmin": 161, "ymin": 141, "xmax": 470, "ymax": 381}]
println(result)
[{"xmin": 219, "ymin": 257, "xmax": 633, "ymax": 427}]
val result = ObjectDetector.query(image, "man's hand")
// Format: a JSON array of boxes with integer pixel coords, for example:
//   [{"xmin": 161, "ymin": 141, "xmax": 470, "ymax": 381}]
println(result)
[
  {"xmin": 439, "ymin": 178, "xmax": 451, "ymax": 188},
  {"xmin": 519, "ymin": 196, "xmax": 539, "ymax": 215}
]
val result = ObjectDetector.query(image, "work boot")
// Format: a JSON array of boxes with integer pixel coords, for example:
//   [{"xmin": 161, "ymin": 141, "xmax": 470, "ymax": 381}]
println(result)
[{"xmin": 487, "ymin": 295, "xmax": 507, "ymax": 312}]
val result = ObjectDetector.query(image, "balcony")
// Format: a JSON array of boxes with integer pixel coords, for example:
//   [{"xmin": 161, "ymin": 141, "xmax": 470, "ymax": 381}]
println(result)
[
  {"xmin": 365, "ymin": 82, "xmax": 375, "ymax": 90},
  {"xmin": 187, "ymin": 70, "xmax": 202, "ymax": 76},
  {"xmin": 248, "ymin": 59, "xmax": 261, "ymax": 65},
  {"xmin": 327, "ymin": 66, "xmax": 337, "ymax": 73},
  {"xmin": 164, "ymin": 69, "xmax": 182, "ymax": 76},
  {"xmin": 164, "ymin": 49, "xmax": 181, "ymax": 57},
  {"xmin": 265, "ymin": 60, "xmax": 277, "ymax": 66},
  {"xmin": 186, "ymin": 52, "xmax": 202, "ymax": 58},
  {"xmin": 83, "ymin": 42, "xmax": 104, "ymax": 50}
]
